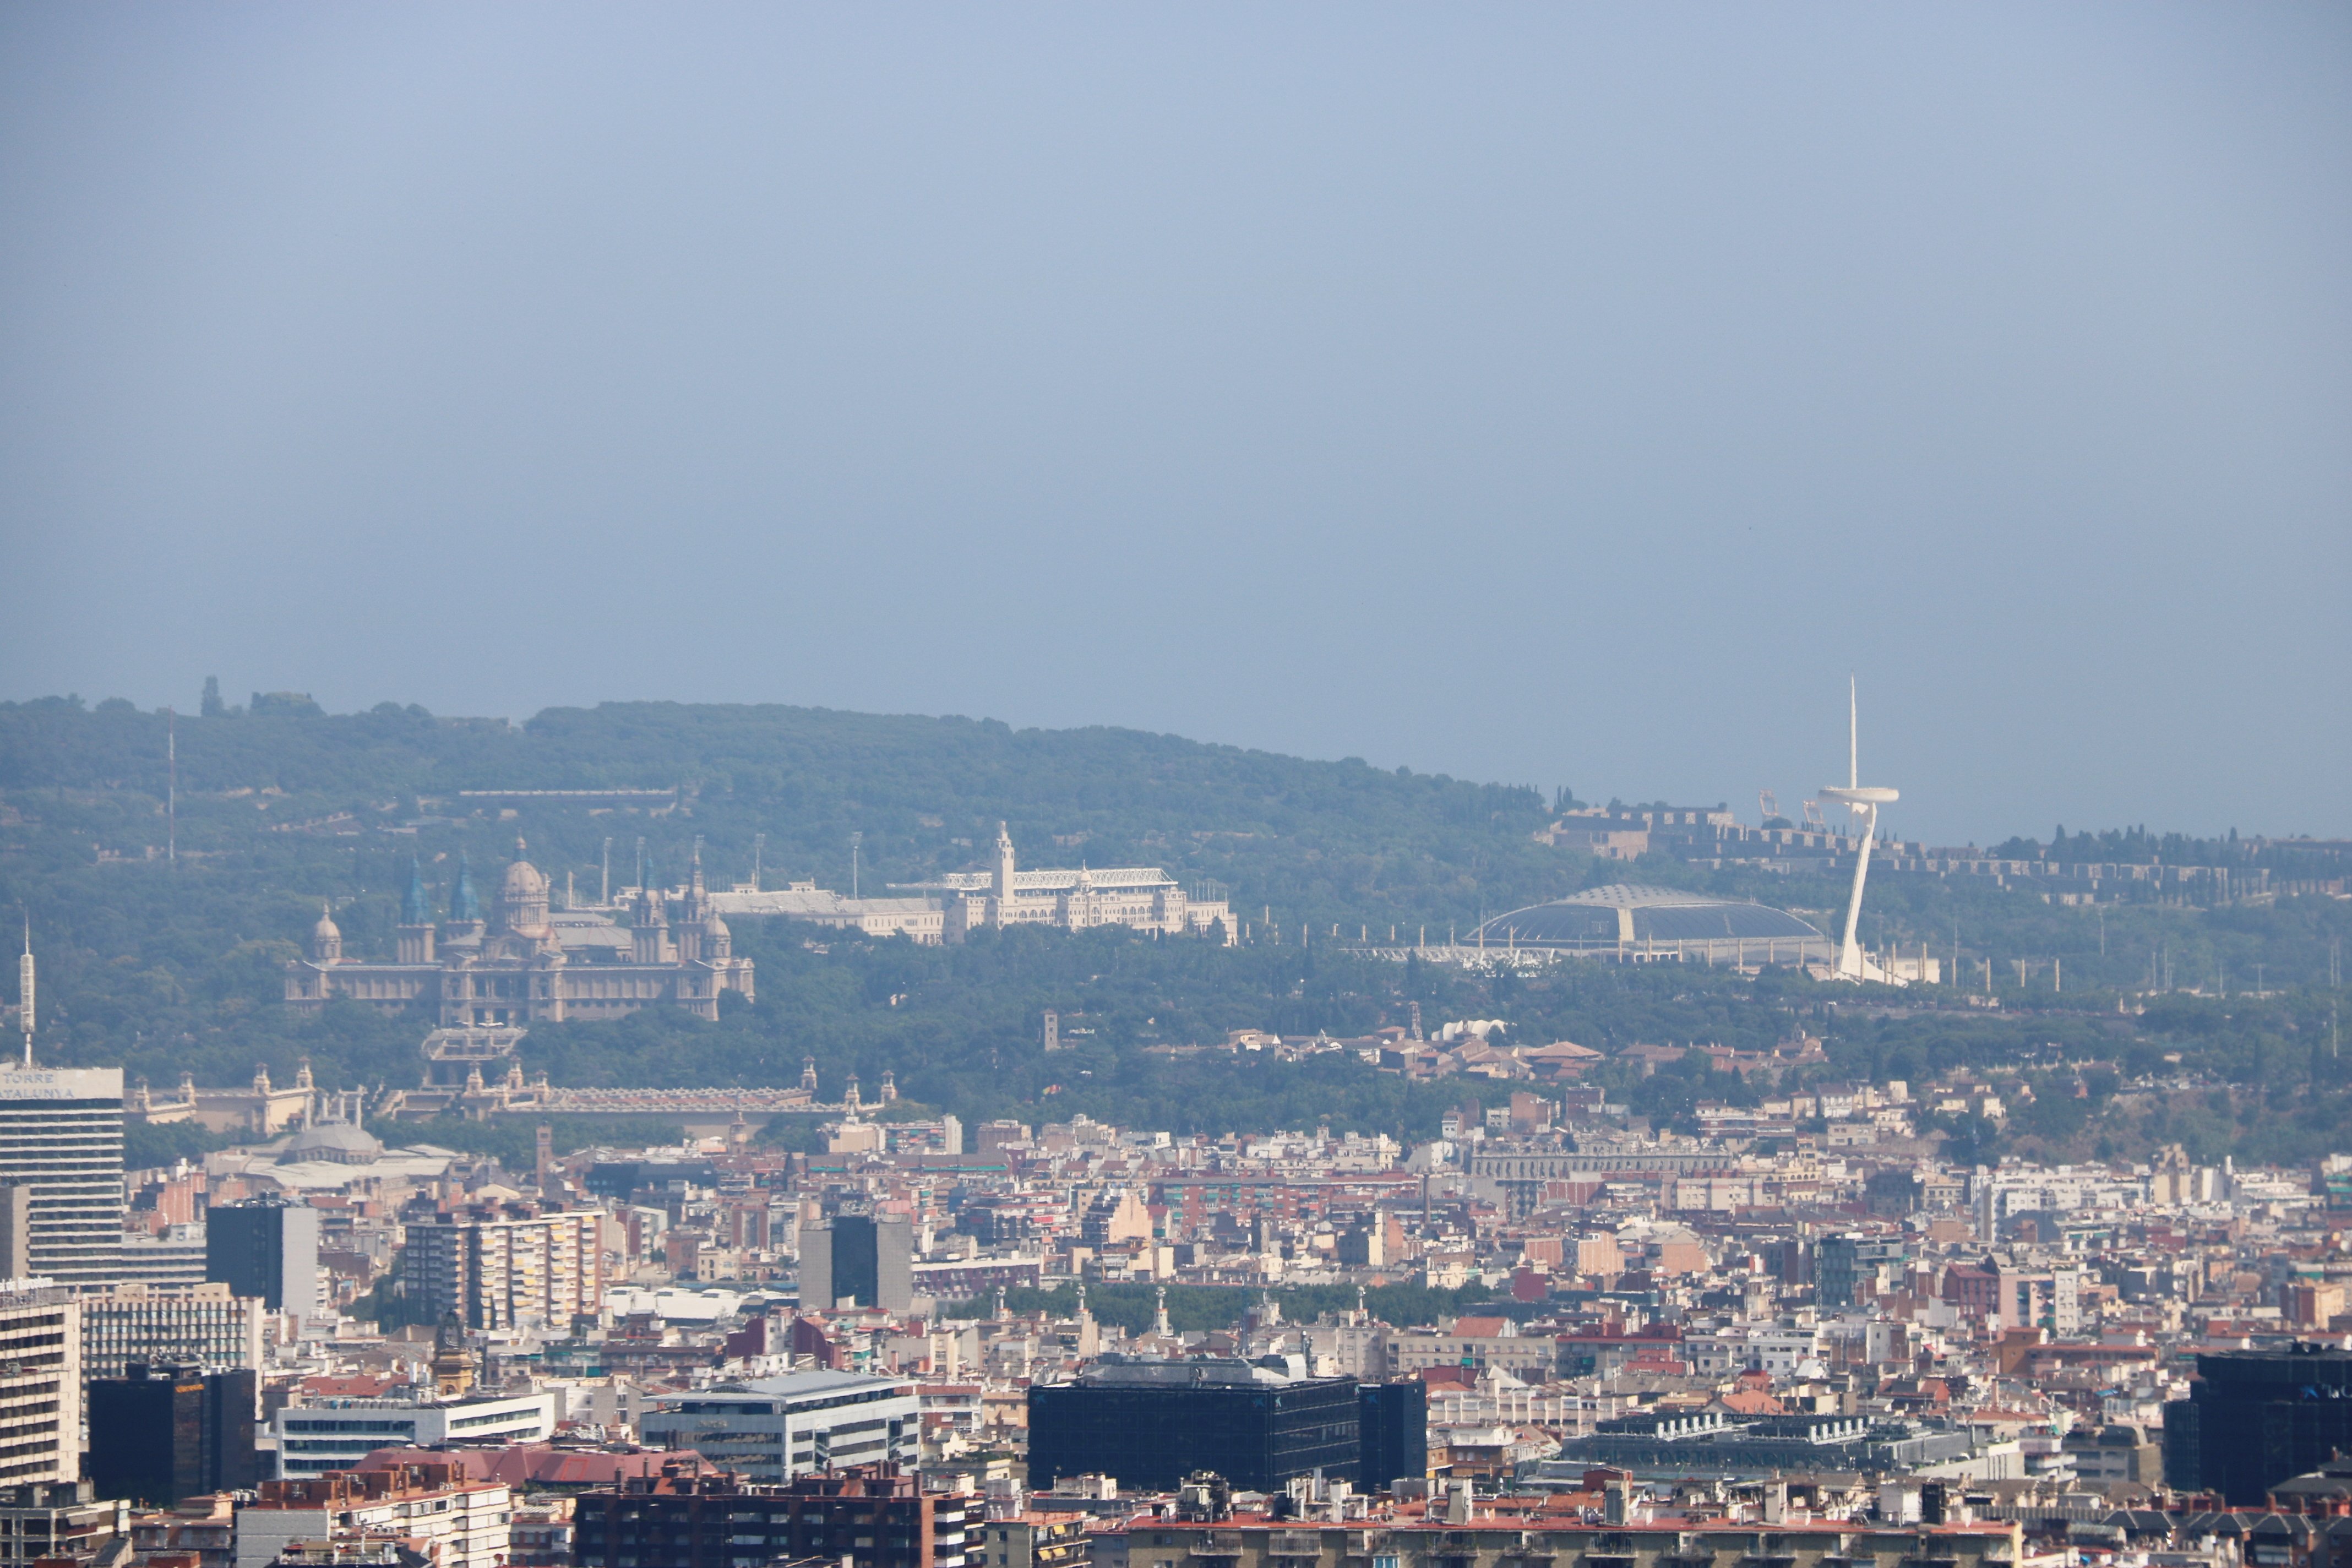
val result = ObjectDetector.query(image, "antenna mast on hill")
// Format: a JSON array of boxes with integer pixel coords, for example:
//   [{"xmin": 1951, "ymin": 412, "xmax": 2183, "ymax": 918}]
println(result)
[{"xmin": 17, "ymin": 917, "xmax": 32, "ymax": 1068}]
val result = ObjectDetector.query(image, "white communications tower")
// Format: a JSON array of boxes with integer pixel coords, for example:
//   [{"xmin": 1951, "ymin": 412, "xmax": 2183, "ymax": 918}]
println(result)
[{"xmin": 1819, "ymin": 678, "xmax": 1903, "ymax": 985}]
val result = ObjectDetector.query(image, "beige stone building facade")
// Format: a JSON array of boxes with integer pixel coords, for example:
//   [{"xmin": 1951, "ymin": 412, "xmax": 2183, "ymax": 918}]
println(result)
[
  {"xmin": 907, "ymin": 826, "xmax": 1235, "ymax": 945},
  {"xmin": 284, "ymin": 843, "xmax": 753, "ymax": 1024}
]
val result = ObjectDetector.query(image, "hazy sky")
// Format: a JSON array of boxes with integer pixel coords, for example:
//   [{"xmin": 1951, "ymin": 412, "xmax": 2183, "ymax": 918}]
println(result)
[{"xmin": 3, "ymin": 6, "xmax": 2346, "ymax": 846}]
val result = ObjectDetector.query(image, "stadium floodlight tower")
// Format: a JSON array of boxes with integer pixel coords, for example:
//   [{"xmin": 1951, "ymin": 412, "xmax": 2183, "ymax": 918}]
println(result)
[{"xmin": 1819, "ymin": 677, "xmax": 1902, "ymax": 984}]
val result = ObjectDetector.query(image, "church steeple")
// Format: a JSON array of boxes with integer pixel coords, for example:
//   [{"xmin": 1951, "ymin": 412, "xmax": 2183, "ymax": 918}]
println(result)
[
  {"xmin": 398, "ymin": 857, "xmax": 438, "ymax": 965},
  {"xmin": 450, "ymin": 852, "xmax": 482, "ymax": 924},
  {"xmin": 402, "ymin": 857, "xmax": 431, "ymax": 925}
]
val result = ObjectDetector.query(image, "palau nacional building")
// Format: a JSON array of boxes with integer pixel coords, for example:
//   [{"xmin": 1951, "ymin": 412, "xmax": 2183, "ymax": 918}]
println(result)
[{"xmin": 284, "ymin": 843, "xmax": 754, "ymax": 1025}]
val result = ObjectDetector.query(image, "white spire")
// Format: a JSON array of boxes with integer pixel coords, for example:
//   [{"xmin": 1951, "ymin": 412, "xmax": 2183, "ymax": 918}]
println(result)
[
  {"xmin": 1849, "ymin": 673, "xmax": 1859, "ymax": 791},
  {"xmin": 16, "ymin": 917, "xmax": 31, "ymax": 1066}
]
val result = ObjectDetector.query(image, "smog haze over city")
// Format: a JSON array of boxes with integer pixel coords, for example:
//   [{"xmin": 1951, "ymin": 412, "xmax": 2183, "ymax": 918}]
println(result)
[{"xmin": 2, "ymin": 5, "xmax": 2347, "ymax": 846}]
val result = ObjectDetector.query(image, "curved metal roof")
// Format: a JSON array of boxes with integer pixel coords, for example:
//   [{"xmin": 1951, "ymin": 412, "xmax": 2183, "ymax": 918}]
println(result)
[{"xmin": 1471, "ymin": 884, "xmax": 1825, "ymax": 946}]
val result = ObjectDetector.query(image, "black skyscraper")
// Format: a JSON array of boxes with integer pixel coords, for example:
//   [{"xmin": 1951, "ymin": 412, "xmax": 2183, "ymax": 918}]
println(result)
[
  {"xmin": 1028, "ymin": 1359, "xmax": 1360, "ymax": 1493},
  {"xmin": 1357, "ymin": 1380, "xmax": 1428, "ymax": 1493},
  {"xmin": 87, "ymin": 1363, "xmax": 258, "ymax": 1505},
  {"xmin": 2165, "ymin": 1345, "xmax": 2352, "ymax": 1504}
]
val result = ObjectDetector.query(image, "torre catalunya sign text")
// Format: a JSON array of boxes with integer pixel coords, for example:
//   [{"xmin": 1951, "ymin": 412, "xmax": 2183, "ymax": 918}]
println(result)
[{"xmin": 0, "ymin": 1067, "xmax": 123, "ymax": 1100}]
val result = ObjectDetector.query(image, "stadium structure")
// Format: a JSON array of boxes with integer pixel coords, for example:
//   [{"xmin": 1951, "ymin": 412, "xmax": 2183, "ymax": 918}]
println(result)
[{"xmin": 1455, "ymin": 884, "xmax": 1830, "ymax": 968}]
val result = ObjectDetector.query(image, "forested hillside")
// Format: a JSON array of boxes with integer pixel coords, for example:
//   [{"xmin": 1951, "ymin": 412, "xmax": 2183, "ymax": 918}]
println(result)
[
  {"xmin": 2, "ymin": 694, "xmax": 2347, "ymax": 1164},
  {"xmin": 0, "ymin": 695, "xmax": 1572, "ymax": 929}
]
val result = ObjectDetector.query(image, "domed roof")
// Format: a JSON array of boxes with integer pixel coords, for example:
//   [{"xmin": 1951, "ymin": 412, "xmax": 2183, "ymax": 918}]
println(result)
[
  {"xmin": 312, "ymin": 903, "xmax": 341, "ymax": 940},
  {"xmin": 702, "ymin": 909, "xmax": 730, "ymax": 935},
  {"xmin": 280, "ymin": 1121, "xmax": 383, "ymax": 1164},
  {"xmin": 502, "ymin": 858, "xmax": 547, "ymax": 899}
]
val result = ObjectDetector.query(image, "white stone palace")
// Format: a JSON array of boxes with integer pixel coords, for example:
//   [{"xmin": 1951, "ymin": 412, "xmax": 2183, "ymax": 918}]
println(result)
[
  {"xmin": 900, "ymin": 824, "xmax": 1235, "ymax": 944},
  {"xmin": 284, "ymin": 841, "xmax": 754, "ymax": 1023}
]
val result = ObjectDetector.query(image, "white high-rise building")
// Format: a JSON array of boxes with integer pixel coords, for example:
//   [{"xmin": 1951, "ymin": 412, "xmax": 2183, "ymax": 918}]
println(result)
[{"xmin": 0, "ymin": 1066, "xmax": 125, "ymax": 1289}]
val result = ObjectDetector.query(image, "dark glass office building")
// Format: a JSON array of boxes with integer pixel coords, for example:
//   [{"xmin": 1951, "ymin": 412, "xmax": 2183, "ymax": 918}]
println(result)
[
  {"xmin": 800, "ymin": 1213, "xmax": 912, "ymax": 1312},
  {"xmin": 2164, "ymin": 1345, "xmax": 2352, "ymax": 1504},
  {"xmin": 1357, "ymin": 1380, "xmax": 1428, "ymax": 1493},
  {"xmin": 86, "ymin": 1363, "xmax": 258, "ymax": 1505},
  {"xmin": 204, "ymin": 1196, "xmax": 319, "ymax": 1317},
  {"xmin": 1027, "ymin": 1358, "xmax": 1361, "ymax": 1493}
]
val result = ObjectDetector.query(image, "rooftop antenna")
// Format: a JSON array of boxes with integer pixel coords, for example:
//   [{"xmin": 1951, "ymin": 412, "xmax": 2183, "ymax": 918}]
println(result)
[
  {"xmin": 17, "ymin": 916, "xmax": 32, "ymax": 1067},
  {"xmin": 1819, "ymin": 676, "xmax": 1901, "ymax": 985},
  {"xmin": 753, "ymin": 831, "xmax": 766, "ymax": 891},
  {"xmin": 850, "ymin": 831, "xmax": 862, "ymax": 900}
]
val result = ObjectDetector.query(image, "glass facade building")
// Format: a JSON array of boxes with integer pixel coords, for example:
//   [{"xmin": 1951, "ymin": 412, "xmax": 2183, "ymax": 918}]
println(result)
[
  {"xmin": 1028, "ymin": 1360, "xmax": 1362, "ymax": 1493},
  {"xmin": 2165, "ymin": 1345, "xmax": 2352, "ymax": 1504}
]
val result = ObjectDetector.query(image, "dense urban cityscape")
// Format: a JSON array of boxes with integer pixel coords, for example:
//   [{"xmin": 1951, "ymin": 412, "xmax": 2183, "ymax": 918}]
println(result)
[
  {"xmin": 0, "ymin": 693, "xmax": 2346, "ymax": 1568},
  {"xmin": 3, "ymin": 7, "xmax": 2345, "ymax": 1568}
]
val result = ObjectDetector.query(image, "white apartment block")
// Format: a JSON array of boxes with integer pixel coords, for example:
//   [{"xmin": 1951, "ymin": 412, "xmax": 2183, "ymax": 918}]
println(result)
[
  {"xmin": 0, "ymin": 1287, "xmax": 79, "ymax": 1485},
  {"xmin": 271, "ymin": 1391, "xmax": 557, "ymax": 1477},
  {"xmin": 639, "ymin": 1370, "xmax": 918, "ymax": 1483},
  {"xmin": 1683, "ymin": 1325, "xmax": 1823, "ymax": 1378},
  {"xmin": 80, "ymin": 1282, "xmax": 265, "ymax": 1379},
  {"xmin": 1385, "ymin": 1327, "xmax": 1556, "ymax": 1379}
]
